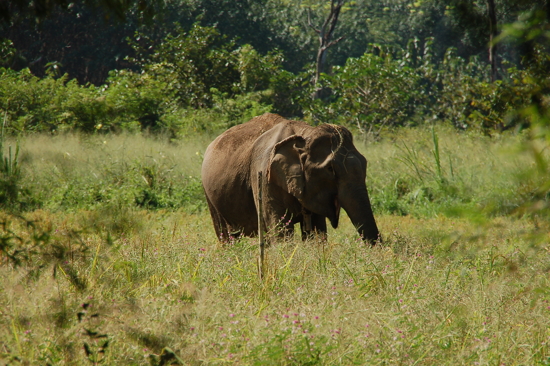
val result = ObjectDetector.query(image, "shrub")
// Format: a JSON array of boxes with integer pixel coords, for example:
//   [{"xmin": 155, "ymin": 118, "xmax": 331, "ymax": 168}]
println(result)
[
  {"xmin": 310, "ymin": 38, "xmax": 538, "ymax": 135},
  {"xmin": 315, "ymin": 44, "xmax": 424, "ymax": 131}
]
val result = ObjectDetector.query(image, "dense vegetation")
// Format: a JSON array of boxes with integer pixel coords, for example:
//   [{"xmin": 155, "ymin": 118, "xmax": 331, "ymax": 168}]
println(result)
[
  {"xmin": 0, "ymin": 0, "xmax": 549, "ymax": 364},
  {"xmin": 0, "ymin": 0, "xmax": 548, "ymax": 136},
  {"xmin": 1, "ymin": 0, "xmax": 545, "ymax": 81}
]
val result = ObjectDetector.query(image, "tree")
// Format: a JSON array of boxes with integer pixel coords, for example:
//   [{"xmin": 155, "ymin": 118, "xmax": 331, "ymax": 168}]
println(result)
[
  {"xmin": 487, "ymin": 0, "xmax": 498, "ymax": 82},
  {"xmin": 308, "ymin": 0, "xmax": 346, "ymax": 99},
  {"xmin": 0, "ymin": 0, "xmax": 159, "ymax": 25},
  {"xmin": 0, "ymin": 0, "xmax": 169, "ymax": 84}
]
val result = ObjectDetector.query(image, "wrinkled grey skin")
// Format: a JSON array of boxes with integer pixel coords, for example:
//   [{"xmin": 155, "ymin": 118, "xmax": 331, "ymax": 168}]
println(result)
[{"xmin": 201, "ymin": 113, "xmax": 380, "ymax": 244}]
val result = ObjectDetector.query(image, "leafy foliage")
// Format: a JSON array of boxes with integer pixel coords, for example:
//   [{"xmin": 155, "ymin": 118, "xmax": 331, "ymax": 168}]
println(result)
[
  {"xmin": 129, "ymin": 24, "xmax": 241, "ymax": 109},
  {"xmin": 309, "ymin": 36, "xmax": 542, "ymax": 135},
  {"xmin": 0, "ymin": 22, "xmax": 311, "ymax": 134}
]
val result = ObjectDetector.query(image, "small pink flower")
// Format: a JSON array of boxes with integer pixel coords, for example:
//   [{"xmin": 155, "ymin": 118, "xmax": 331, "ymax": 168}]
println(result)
[
  {"xmin": 283, "ymin": 314, "xmax": 289, "ymax": 318},
  {"xmin": 229, "ymin": 313, "xmax": 235, "ymax": 317}
]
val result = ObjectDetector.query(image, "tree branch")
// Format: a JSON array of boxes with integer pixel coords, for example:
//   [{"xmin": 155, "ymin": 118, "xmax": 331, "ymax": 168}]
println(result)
[
  {"xmin": 307, "ymin": 8, "xmax": 321, "ymax": 34},
  {"xmin": 309, "ymin": 0, "xmax": 347, "ymax": 99},
  {"xmin": 326, "ymin": 36, "xmax": 345, "ymax": 49},
  {"xmin": 326, "ymin": 0, "xmax": 344, "ymax": 41}
]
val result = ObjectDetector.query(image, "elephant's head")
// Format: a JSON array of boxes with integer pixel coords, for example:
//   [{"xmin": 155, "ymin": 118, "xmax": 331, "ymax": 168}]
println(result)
[{"xmin": 268, "ymin": 124, "xmax": 380, "ymax": 244}]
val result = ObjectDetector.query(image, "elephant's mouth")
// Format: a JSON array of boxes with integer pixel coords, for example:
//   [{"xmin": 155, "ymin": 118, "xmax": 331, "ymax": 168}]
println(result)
[{"xmin": 329, "ymin": 196, "xmax": 341, "ymax": 229}]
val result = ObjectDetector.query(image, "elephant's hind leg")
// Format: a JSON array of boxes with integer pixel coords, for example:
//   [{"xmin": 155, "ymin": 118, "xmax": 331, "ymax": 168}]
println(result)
[{"xmin": 205, "ymin": 193, "xmax": 231, "ymax": 241}]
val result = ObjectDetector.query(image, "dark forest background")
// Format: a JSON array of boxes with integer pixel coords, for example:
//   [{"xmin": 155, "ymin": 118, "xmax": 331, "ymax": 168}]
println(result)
[{"xmin": 0, "ymin": 0, "xmax": 548, "ymax": 136}]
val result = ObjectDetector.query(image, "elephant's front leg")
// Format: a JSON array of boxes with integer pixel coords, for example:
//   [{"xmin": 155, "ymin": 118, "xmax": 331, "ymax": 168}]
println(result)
[
  {"xmin": 259, "ymin": 184, "xmax": 303, "ymax": 241},
  {"xmin": 301, "ymin": 212, "xmax": 327, "ymax": 241}
]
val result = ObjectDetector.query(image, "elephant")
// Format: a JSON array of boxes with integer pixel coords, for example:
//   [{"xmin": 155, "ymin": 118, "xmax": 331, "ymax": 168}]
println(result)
[{"xmin": 201, "ymin": 113, "xmax": 380, "ymax": 244}]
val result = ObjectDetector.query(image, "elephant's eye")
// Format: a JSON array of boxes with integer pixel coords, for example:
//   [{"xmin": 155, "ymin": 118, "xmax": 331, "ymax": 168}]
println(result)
[{"xmin": 327, "ymin": 164, "xmax": 335, "ymax": 174}]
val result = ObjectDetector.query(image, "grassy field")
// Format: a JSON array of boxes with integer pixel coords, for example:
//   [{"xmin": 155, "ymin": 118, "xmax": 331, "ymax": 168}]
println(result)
[{"xmin": 0, "ymin": 127, "xmax": 549, "ymax": 365}]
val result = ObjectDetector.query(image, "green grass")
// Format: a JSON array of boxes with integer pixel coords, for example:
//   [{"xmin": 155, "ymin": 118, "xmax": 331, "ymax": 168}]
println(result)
[
  {"xmin": 364, "ymin": 125, "xmax": 542, "ymax": 218},
  {"xmin": 16, "ymin": 132, "xmax": 210, "ymax": 212},
  {"xmin": 1, "ymin": 211, "xmax": 548, "ymax": 365},
  {"xmin": 5, "ymin": 125, "xmax": 545, "ymax": 219},
  {"xmin": 0, "ymin": 127, "xmax": 549, "ymax": 365}
]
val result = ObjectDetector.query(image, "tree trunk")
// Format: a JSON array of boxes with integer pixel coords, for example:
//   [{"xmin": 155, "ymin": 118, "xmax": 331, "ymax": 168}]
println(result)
[
  {"xmin": 487, "ymin": 0, "xmax": 498, "ymax": 82},
  {"xmin": 308, "ymin": 0, "xmax": 346, "ymax": 99}
]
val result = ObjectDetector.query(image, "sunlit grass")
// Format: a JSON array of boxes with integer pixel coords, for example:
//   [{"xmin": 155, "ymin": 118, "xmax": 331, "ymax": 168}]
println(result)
[
  {"xmin": 19, "ymin": 132, "xmax": 210, "ymax": 178},
  {"xmin": 362, "ymin": 125, "xmax": 540, "ymax": 217},
  {"xmin": 15, "ymin": 132, "xmax": 210, "ymax": 211},
  {"xmin": 0, "ymin": 210, "xmax": 548, "ymax": 365}
]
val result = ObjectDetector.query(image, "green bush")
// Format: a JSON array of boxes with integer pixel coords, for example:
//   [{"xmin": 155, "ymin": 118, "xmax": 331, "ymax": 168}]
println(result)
[
  {"xmin": 0, "ymin": 24, "xmax": 295, "ymax": 135},
  {"xmin": 104, "ymin": 68, "xmax": 176, "ymax": 132},
  {"xmin": 310, "ymin": 38, "xmax": 538, "ymax": 135},
  {"xmin": 128, "ymin": 23, "xmax": 241, "ymax": 110},
  {"xmin": 0, "ymin": 25, "xmax": 546, "ymax": 138},
  {"xmin": 314, "ymin": 44, "xmax": 424, "ymax": 130}
]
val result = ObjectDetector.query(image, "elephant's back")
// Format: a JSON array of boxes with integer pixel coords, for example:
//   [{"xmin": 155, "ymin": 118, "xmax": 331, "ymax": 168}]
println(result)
[
  {"xmin": 202, "ymin": 113, "xmax": 288, "ymax": 190},
  {"xmin": 202, "ymin": 113, "xmax": 289, "ymax": 174},
  {"xmin": 209, "ymin": 113, "xmax": 288, "ymax": 153}
]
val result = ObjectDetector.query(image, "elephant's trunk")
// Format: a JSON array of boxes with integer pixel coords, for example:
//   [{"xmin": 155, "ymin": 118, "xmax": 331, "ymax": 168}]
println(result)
[{"xmin": 339, "ymin": 184, "xmax": 380, "ymax": 244}]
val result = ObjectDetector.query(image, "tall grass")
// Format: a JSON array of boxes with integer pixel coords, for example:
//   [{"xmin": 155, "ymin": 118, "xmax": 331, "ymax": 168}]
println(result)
[
  {"xmin": 0, "ymin": 210, "xmax": 548, "ymax": 365},
  {"xmin": 6, "ymin": 127, "xmax": 543, "ymax": 219},
  {"xmin": 363, "ymin": 125, "xmax": 538, "ymax": 218},
  {"xmin": 0, "ymin": 127, "xmax": 548, "ymax": 365},
  {"xmin": 0, "ymin": 113, "xmax": 24, "ymax": 210},
  {"xmin": 16, "ymin": 132, "xmax": 209, "ymax": 213}
]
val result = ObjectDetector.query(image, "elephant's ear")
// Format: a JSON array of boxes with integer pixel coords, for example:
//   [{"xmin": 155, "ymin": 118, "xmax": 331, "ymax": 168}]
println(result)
[{"xmin": 267, "ymin": 135, "xmax": 306, "ymax": 200}]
